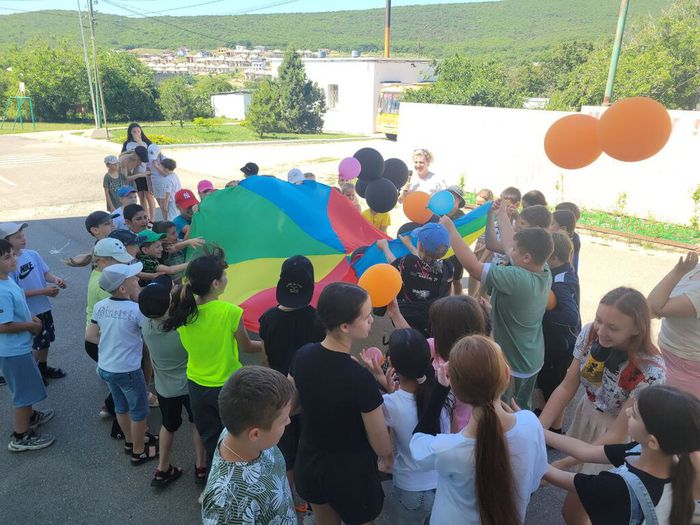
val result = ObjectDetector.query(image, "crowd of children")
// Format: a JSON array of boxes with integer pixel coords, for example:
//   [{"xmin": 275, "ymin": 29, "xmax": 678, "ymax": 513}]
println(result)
[{"xmin": 2, "ymin": 131, "xmax": 700, "ymax": 525}]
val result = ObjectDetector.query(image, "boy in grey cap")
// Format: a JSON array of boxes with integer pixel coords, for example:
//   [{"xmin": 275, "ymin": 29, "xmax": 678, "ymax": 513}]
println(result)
[{"xmin": 103, "ymin": 155, "xmax": 126, "ymax": 212}]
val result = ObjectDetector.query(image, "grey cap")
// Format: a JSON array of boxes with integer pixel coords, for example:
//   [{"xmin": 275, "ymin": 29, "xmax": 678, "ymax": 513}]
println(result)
[
  {"xmin": 99, "ymin": 262, "xmax": 143, "ymax": 292},
  {"xmin": 0, "ymin": 222, "xmax": 28, "ymax": 239}
]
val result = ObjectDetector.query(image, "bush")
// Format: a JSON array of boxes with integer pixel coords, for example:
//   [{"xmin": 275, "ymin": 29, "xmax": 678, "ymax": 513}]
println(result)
[
  {"xmin": 146, "ymin": 133, "xmax": 177, "ymax": 145},
  {"xmin": 192, "ymin": 117, "xmax": 225, "ymax": 128}
]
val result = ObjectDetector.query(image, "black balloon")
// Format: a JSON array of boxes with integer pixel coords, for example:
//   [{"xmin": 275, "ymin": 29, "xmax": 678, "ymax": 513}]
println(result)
[
  {"xmin": 397, "ymin": 222, "xmax": 421, "ymax": 236},
  {"xmin": 382, "ymin": 158, "xmax": 409, "ymax": 189},
  {"xmin": 354, "ymin": 147, "xmax": 385, "ymax": 181},
  {"xmin": 365, "ymin": 178, "xmax": 398, "ymax": 213},
  {"xmin": 355, "ymin": 178, "xmax": 369, "ymax": 198}
]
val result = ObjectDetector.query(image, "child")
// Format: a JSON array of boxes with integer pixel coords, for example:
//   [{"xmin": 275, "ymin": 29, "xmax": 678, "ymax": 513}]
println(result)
[
  {"xmin": 112, "ymin": 186, "xmax": 138, "ymax": 231},
  {"xmin": 138, "ymin": 276, "xmax": 207, "ymax": 487},
  {"xmin": 287, "ymin": 168, "xmax": 305, "ymax": 185},
  {"xmin": 410, "ymin": 335, "xmax": 548, "ymax": 524},
  {"xmin": 109, "ymin": 230, "xmax": 141, "ymax": 260},
  {"xmin": 240, "ymin": 162, "xmax": 259, "ymax": 177},
  {"xmin": 173, "ymin": 189, "xmax": 199, "ymax": 240},
  {"xmin": 446, "ymin": 185, "xmax": 466, "ymax": 294},
  {"xmin": 362, "ymin": 207, "xmax": 391, "ymax": 233},
  {"xmin": 103, "ymin": 155, "xmax": 126, "ymax": 212},
  {"xmin": 163, "ymin": 246, "xmax": 262, "ymax": 472},
  {"xmin": 135, "ymin": 230, "xmax": 189, "ymax": 285},
  {"xmin": 551, "ymin": 209, "xmax": 576, "ymax": 237},
  {"xmin": 2, "ymin": 222, "xmax": 68, "ymax": 383},
  {"xmin": 468, "ymin": 188, "xmax": 495, "ymax": 297},
  {"xmin": 201, "ymin": 366, "xmax": 297, "ymax": 523},
  {"xmin": 123, "ymin": 203, "xmax": 149, "ymax": 235},
  {"xmin": 539, "ymin": 287, "xmax": 665, "ymax": 483},
  {"xmin": 153, "ymin": 158, "xmax": 181, "ymax": 222},
  {"xmin": 536, "ymin": 232, "xmax": 580, "ymax": 430},
  {"xmin": 0, "ymin": 239, "xmax": 56, "ymax": 452},
  {"xmin": 197, "ymin": 179, "xmax": 216, "ymax": 201},
  {"xmin": 544, "ymin": 385, "xmax": 700, "ymax": 525},
  {"xmin": 377, "ymin": 223, "xmax": 453, "ymax": 336},
  {"xmin": 443, "ymin": 202, "xmax": 553, "ymax": 409},
  {"xmin": 85, "ymin": 211, "xmax": 116, "ymax": 241},
  {"xmin": 341, "ymin": 182, "xmax": 362, "ymax": 213},
  {"xmin": 289, "ymin": 282, "xmax": 391, "ymax": 525},
  {"xmin": 152, "ymin": 221, "xmax": 204, "ymax": 283},
  {"xmin": 85, "ymin": 262, "xmax": 159, "ymax": 465},
  {"xmin": 484, "ymin": 186, "xmax": 521, "ymax": 265},
  {"xmin": 522, "ymin": 189, "xmax": 548, "ymax": 208},
  {"xmin": 555, "ymin": 202, "xmax": 582, "ymax": 272},
  {"xmin": 475, "ymin": 188, "xmax": 494, "ymax": 207},
  {"xmin": 517, "ymin": 204, "xmax": 552, "ymax": 230}
]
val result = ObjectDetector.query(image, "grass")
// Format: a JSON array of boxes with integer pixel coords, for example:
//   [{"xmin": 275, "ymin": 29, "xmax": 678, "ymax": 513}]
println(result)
[{"xmin": 0, "ymin": 121, "xmax": 95, "ymax": 134}]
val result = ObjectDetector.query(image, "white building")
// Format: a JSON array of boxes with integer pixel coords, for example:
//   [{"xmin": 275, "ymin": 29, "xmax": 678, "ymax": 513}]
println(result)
[
  {"xmin": 269, "ymin": 57, "xmax": 434, "ymax": 135},
  {"xmin": 211, "ymin": 92, "xmax": 252, "ymax": 120}
]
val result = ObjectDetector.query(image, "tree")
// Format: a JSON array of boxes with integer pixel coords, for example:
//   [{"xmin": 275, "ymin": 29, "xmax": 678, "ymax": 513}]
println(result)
[
  {"xmin": 247, "ymin": 78, "xmax": 281, "ymax": 138},
  {"xmin": 192, "ymin": 75, "xmax": 233, "ymax": 118},
  {"xmin": 99, "ymin": 49, "xmax": 160, "ymax": 121},
  {"xmin": 276, "ymin": 47, "xmax": 326, "ymax": 133},
  {"xmin": 158, "ymin": 77, "xmax": 197, "ymax": 127}
]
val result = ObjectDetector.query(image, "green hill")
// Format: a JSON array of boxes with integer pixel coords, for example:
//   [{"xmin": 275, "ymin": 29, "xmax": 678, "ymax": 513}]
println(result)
[{"xmin": 0, "ymin": 0, "xmax": 673, "ymax": 60}]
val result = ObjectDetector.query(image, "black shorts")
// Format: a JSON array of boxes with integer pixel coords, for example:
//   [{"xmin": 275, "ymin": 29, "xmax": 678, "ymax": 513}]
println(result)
[
  {"xmin": 295, "ymin": 447, "xmax": 384, "ymax": 525},
  {"xmin": 33, "ymin": 311, "xmax": 55, "ymax": 350},
  {"xmin": 134, "ymin": 176, "xmax": 149, "ymax": 192},
  {"xmin": 278, "ymin": 414, "xmax": 301, "ymax": 470},
  {"xmin": 157, "ymin": 393, "xmax": 194, "ymax": 432}
]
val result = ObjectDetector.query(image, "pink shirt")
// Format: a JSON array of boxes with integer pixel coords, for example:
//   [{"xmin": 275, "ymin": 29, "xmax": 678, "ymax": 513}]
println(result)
[{"xmin": 428, "ymin": 338, "xmax": 472, "ymax": 431}]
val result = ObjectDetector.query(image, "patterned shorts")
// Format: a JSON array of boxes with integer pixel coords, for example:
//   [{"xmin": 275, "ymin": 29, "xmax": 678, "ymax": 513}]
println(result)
[{"xmin": 33, "ymin": 311, "xmax": 55, "ymax": 350}]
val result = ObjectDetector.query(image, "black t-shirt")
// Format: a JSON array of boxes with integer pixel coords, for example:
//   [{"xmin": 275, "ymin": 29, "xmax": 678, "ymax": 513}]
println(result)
[
  {"xmin": 391, "ymin": 254, "xmax": 452, "ymax": 302},
  {"xmin": 258, "ymin": 305, "xmax": 325, "ymax": 376},
  {"xmin": 289, "ymin": 343, "xmax": 383, "ymax": 455},
  {"xmin": 574, "ymin": 442, "xmax": 672, "ymax": 525}
]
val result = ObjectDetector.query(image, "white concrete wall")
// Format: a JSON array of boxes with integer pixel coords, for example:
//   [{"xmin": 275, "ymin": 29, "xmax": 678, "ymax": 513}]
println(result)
[
  {"xmin": 398, "ymin": 102, "xmax": 700, "ymax": 225},
  {"xmin": 211, "ymin": 93, "xmax": 251, "ymax": 120}
]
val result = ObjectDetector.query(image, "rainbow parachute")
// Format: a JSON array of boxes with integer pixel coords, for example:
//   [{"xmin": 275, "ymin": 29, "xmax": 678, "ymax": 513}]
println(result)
[{"xmin": 189, "ymin": 176, "xmax": 490, "ymax": 332}]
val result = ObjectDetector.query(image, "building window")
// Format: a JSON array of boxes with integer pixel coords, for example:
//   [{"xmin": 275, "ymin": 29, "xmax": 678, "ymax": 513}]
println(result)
[{"xmin": 328, "ymin": 84, "xmax": 339, "ymax": 110}]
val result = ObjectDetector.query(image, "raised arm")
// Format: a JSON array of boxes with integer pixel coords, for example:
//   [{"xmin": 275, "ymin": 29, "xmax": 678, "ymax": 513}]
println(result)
[
  {"xmin": 439, "ymin": 216, "xmax": 484, "ymax": 281},
  {"xmin": 647, "ymin": 251, "xmax": 698, "ymax": 318},
  {"xmin": 494, "ymin": 200, "xmax": 515, "ymax": 257}
]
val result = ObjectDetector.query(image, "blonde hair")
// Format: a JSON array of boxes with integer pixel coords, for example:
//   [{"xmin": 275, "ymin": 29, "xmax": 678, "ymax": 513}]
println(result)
[{"xmin": 412, "ymin": 148, "xmax": 433, "ymax": 164}]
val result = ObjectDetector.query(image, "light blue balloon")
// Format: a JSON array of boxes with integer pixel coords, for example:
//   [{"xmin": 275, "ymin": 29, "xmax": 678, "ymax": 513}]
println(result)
[{"xmin": 428, "ymin": 190, "xmax": 455, "ymax": 215}]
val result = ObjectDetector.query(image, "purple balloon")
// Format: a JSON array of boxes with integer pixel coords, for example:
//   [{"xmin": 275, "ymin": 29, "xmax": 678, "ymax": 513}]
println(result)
[{"xmin": 339, "ymin": 157, "xmax": 362, "ymax": 181}]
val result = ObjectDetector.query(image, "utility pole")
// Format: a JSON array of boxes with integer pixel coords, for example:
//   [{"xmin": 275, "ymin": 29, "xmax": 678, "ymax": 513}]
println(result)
[
  {"xmin": 603, "ymin": 0, "xmax": 631, "ymax": 106},
  {"xmin": 384, "ymin": 0, "xmax": 391, "ymax": 58},
  {"xmin": 87, "ymin": 0, "xmax": 108, "ymax": 132},
  {"xmin": 76, "ymin": 0, "xmax": 99, "ymax": 128}
]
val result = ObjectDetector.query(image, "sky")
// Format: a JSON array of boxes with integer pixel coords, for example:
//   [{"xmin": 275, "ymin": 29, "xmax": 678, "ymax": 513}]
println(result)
[{"xmin": 0, "ymin": 0, "xmax": 499, "ymax": 18}]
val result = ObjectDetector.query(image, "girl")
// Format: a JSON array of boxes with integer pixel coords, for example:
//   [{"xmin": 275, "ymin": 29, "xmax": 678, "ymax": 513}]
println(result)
[
  {"xmin": 544, "ymin": 385, "xmax": 700, "ymax": 525},
  {"xmin": 120, "ymin": 129, "xmax": 156, "ymax": 222},
  {"xmin": 428, "ymin": 295, "xmax": 488, "ymax": 431},
  {"xmin": 289, "ymin": 282, "xmax": 391, "ymax": 525},
  {"xmin": 410, "ymin": 335, "xmax": 548, "ymax": 524},
  {"xmin": 539, "ymin": 287, "xmax": 665, "ymax": 478},
  {"xmin": 163, "ymin": 246, "xmax": 262, "ymax": 472},
  {"xmin": 121, "ymin": 122, "xmax": 152, "ymax": 153}
]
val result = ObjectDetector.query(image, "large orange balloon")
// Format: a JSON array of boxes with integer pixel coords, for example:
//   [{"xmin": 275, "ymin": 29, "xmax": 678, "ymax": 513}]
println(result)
[
  {"xmin": 403, "ymin": 191, "xmax": 432, "ymax": 224},
  {"xmin": 598, "ymin": 97, "xmax": 672, "ymax": 162},
  {"xmin": 544, "ymin": 114, "xmax": 602, "ymax": 169},
  {"xmin": 358, "ymin": 263, "xmax": 403, "ymax": 307}
]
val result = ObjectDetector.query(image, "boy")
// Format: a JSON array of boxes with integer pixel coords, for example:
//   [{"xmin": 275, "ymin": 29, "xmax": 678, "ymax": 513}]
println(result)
[
  {"xmin": 0, "ymin": 239, "xmax": 56, "ymax": 452},
  {"xmin": 85, "ymin": 211, "xmax": 117, "ymax": 241},
  {"xmin": 197, "ymin": 179, "xmax": 216, "ymax": 201},
  {"xmin": 522, "ymin": 190, "xmax": 548, "ymax": 208},
  {"xmin": 103, "ymin": 155, "xmax": 126, "ymax": 212},
  {"xmin": 201, "ymin": 366, "xmax": 296, "ymax": 524},
  {"xmin": 173, "ymin": 189, "xmax": 199, "ymax": 240},
  {"xmin": 485, "ymin": 186, "xmax": 522, "ymax": 265},
  {"xmin": 517, "ymin": 204, "xmax": 552, "ymax": 230},
  {"xmin": 85, "ymin": 262, "xmax": 158, "ymax": 465},
  {"xmin": 362, "ymin": 207, "xmax": 391, "ymax": 233},
  {"xmin": 442, "ymin": 200, "xmax": 553, "ymax": 409},
  {"xmin": 112, "ymin": 186, "xmax": 138, "ymax": 231},
  {"xmin": 109, "ymin": 230, "xmax": 141, "ymax": 260},
  {"xmin": 135, "ymin": 230, "xmax": 189, "ymax": 286},
  {"xmin": 555, "ymin": 202, "xmax": 582, "ymax": 273},
  {"xmin": 240, "ymin": 162, "xmax": 259, "ymax": 178},
  {"xmin": 2, "ymin": 222, "xmax": 67, "ymax": 383},
  {"xmin": 123, "ymin": 203, "xmax": 149, "ymax": 235},
  {"xmin": 156, "ymin": 158, "xmax": 182, "ymax": 222},
  {"xmin": 138, "ymin": 276, "xmax": 206, "ymax": 487}
]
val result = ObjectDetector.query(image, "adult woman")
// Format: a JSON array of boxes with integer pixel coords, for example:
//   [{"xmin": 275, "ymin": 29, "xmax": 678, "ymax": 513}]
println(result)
[
  {"xmin": 121, "ymin": 123, "xmax": 156, "ymax": 221},
  {"xmin": 399, "ymin": 149, "xmax": 446, "ymax": 202},
  {"xmin": 647, "ymin": 251, "xmax": 700, "ymax": 397}
]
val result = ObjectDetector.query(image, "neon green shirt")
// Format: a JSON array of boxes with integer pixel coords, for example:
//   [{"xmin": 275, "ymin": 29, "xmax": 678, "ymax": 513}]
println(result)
[
  {"xmin": 86, "ymin": 269, "xmax": 110, "ymax": 329},
  {"xmin": 177, "ymin": 300, "xmax": 243, "ymax": 387}
]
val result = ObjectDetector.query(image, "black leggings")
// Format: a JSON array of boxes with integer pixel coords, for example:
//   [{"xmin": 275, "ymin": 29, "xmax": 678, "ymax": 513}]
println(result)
[{"xmin": 188, "ymin": 380, "xmax": 222, "ymax": 472}]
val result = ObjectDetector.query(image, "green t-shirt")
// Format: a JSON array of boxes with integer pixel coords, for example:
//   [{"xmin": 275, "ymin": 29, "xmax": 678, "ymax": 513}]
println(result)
[
  {"xmin": 484, "ymin": 263, "xmax": 551, "ymax": 376},
  {"xmin": 177, "ymin": 300, "xmax": 243, "ymax": 387},
  {"xmin": 86, "ymin": 269, "xmax": 110, "ymax": 329},
  {"xmin": 141, "ymin": 318, "xmax": 188, "ymax": 398}
]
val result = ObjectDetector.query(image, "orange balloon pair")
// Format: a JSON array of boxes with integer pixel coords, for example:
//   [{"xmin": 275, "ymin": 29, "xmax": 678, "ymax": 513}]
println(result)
[{"xmin": 544, "ymin": 97, "xmax": 672, "ymax": 169}]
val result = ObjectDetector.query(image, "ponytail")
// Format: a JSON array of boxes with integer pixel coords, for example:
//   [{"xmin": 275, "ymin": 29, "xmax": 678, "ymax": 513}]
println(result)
[
  {"xmin": 413, "ymin": 363, "xmax": 437, "ymax": 421},
  {"xmin": 163, "ymin": 283, "xmax": 198, "ymax": 331},
  {"xmin": 670, "ymin": 453, "xmax": 696, "ymax": 525}
]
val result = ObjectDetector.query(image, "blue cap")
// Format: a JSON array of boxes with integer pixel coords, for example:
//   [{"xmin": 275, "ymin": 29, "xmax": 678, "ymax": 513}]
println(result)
[
  {"xmin": 117, "ymin": 186, "xmax": 137, "ymax": 198},
  {"xmin": 413, "ymin": 223, "xmax": 450, "ymax": 253},
  {"xmin": 109, "ymin": 229, "xmax": 139, "ymax": 246}
]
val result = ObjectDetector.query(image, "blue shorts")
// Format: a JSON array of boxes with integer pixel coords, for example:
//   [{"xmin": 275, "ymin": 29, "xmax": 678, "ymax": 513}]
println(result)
[
  {"xmin": 0, "ymin": 353, "xmax": 47, "ymax": 408},
  {"xmin": 97, "ymin": 368, "xmax": 149, "ymax": 422}
]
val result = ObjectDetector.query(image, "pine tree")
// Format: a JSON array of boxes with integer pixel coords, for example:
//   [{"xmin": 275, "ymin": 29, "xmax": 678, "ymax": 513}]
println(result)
[
  {"xmin": 277, "ymin": 47, "xmax": 326, "ymax": 133},
  {"xmin": 247, "ymin": 78, "xmax": 282, "ymax": 138}
]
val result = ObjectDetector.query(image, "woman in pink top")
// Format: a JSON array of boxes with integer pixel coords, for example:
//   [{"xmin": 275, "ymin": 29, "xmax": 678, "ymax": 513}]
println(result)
[{"xmin": 428, "ymin": 295, "xmax": 488, "ymax": 431}]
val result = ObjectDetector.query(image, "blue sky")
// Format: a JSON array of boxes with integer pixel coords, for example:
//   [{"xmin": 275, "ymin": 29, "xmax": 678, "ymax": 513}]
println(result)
[{"xmin": 0, "ymin": 0, "xmax": 498, "ymax": 17}]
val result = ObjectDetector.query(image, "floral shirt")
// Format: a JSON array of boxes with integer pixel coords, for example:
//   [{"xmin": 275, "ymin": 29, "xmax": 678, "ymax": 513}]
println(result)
[
  {"xmin": 202, "ymin": 431, "xmax": 296, "ymax": 525},
  {"xmin": 574, "ymin": 323, "xmax": 665, "ymax": 416}
]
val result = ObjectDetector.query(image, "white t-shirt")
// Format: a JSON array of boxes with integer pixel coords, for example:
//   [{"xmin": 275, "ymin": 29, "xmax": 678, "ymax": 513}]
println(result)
[
  {"xmin": 10, "ymin": 249, "xmax": 51, "ymax": 315},
  {"xmin": 408, "ymin": 171, "xmax": 446, "ymax": 195},
  {"xmin": 382, "ymin": 389, "xmax": 449, "ymax": 492},
  {"xmin": 410, "ymin": 410, "xmax": 547, "ymax": 524},
  {"xmin": 657, "ymin": 264, "xmax": 700, "ymax": 361},
  {"xmin": 112, "ymin": 206, "xmax": 126, "ymax": 230},
  {"xmin": 92, "ymin": 297, "xmax": 144, "ymax": 373}
]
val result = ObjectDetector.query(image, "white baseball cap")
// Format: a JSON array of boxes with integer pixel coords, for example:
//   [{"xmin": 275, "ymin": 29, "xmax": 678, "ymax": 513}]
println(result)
[
  {"xmin": 93, "ymin": 238, "xmax": 133, "ymax": 264},
  {"xmin": 99, "ymin": 262, "xmax": 143, "ymax": 292},
  {"xmin": 147, "ymin": 144, "xmax": 161, "ymax": 162},
  {"xmin": 0, "ymin": 222, "xmax": 28, "ymax": 239},
  {"xmin": 287, "ymin": 168, "xmax": 305, "ymax": 185}
]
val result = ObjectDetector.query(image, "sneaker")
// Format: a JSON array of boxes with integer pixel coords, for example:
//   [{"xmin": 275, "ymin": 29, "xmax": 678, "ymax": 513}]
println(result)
[
  {"xmin": 43, "ymin": 367, "xmax": 66, "ymax": 380},
  {"xmin": 29, "ymin": 409, "xmax": 55, "ymax": 430},
  {"xmin": 198, "ymin": 490, "xmax": 205, "ymax": 505},
  {"xmin": 8, "ymin": 431, "xmax": 55, "ymax": 452},
  {"xmin": 99, "ymin": 406, "xmax": 111, "ymax": 419},
  {"xmin": 0, "ymin": 376, "xmax": 6, "ymax": 386}
]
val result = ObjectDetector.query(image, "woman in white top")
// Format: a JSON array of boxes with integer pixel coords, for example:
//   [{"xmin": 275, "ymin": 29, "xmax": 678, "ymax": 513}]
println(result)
[
  {"xmin": 647, "ymin": 251, "xmax": 700, "ymax": 397},
  {"xmin": 399, "ymin": 148, "xmax": 446, "ymax": 202},
  {"xmin": 410, "ymin": 335, "xmax": 547, "ymax": 524}
]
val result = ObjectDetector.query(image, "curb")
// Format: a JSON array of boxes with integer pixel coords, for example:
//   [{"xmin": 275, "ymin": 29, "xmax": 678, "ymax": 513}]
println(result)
[{"xmin": 158, "ymin": 136, "xmax": 382, "ymax": 149}]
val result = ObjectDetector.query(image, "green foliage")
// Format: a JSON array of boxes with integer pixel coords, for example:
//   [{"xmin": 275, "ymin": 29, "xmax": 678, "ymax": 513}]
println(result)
[
  {"xmin": 158, "ymin": 77, "xmax": 198, "ymax": 127},
  {"xmin": 98, "ymin": 49, "xmax": 160, "ymax": 121},
  {"xmin": 191, "ymin": 75, "xmax": 233, "ymax": 118},
  {"xmin": 192, "ymin": 116, "xmax": 225, "ymax": 128},
  {"xmin": 142, "ymin": 133, "xmax": 177, "ymax": 145},
  {"xmin": 247, "ymin": 78, "xmax": 282, "ymax": 138},
  {"xmin": 276, "ymin": 47, "xmax": 326, "ymax": 133}
]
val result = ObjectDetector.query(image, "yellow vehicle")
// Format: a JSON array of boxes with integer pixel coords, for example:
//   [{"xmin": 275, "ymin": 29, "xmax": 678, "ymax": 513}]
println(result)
[{"xmin": 376, "ymin": 82, "xmax": 431, "ymax": 140}]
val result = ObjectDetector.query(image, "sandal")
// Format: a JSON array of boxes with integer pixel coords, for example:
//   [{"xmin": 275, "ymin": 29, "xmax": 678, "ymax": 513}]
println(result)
[
  {"xmin": 151, "ymin": 465, "xmax": 183, "ymax": 487},
  {"xmin": 131, "ymin": 444, "xmax": 159, "ymax": 465},
  {"xmin": 124, "ymin": 433, "xmax": 159, "ymax": 454},
  {"xmin": 194, "ymin": 464, "xmax": 208, "ymax": 486}
]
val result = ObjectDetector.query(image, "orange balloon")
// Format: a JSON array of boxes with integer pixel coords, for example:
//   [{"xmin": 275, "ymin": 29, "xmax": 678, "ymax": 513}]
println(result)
[
  {"xmin": 358, "ymin": 263, "xmax": 403, "ymax": 307},
  {"xmin": 403, "ymin": 191, "xmax": 432, "ymax": 224},
  {"xmin": 546, "ymin": 290, "xmax": 558, "ymax": 310},
  {"xmin": 598, "ymin": 97, "xmax": 672, "ymax": 162},
  {"xmin": 544, "ymin": 114, "xmax": 602, "ymax": 169}
]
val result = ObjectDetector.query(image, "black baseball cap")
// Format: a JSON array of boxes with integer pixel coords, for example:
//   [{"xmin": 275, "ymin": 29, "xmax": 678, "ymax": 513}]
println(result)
[
  {"xmin": 240, "ymin": 162, "xmax": 259, "ymax": 176},
  {"xmin": 109, "ymin": 229, "xmax": 139, "ymax": 246},
  {"xmin": 134, "ymin": 145, "xmax": 149, "ymax": 163},
  {"xmin": 276, "ymin": 255, "xmax": 314, "ymax": 309},
  {"xmin": 85, "ymin": 211, "xmax": 118, "ymax": 232},
  {"xmin": 138, "ymin": 275, "xmax": 173, "ymax": 318}
]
